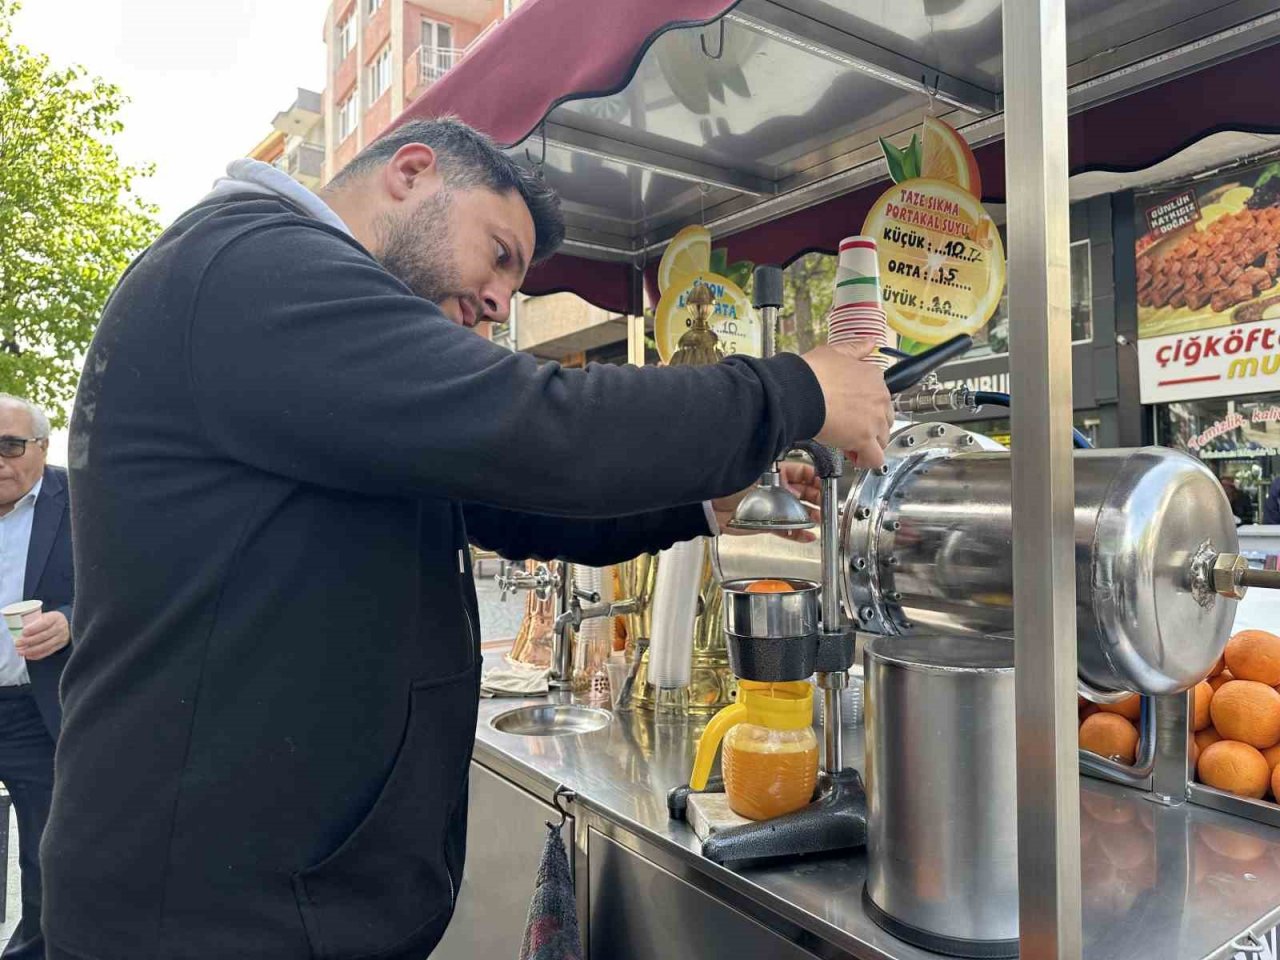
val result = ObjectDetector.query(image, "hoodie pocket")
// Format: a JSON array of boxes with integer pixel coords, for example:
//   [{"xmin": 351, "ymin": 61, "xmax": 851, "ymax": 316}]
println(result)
[{"xmin": 293, "ymin": 666, "xmax": 479, "ymax": 959}]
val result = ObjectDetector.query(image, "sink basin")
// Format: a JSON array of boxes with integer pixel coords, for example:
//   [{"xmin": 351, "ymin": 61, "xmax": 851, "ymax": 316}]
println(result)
[{"xmin": 491, "ymin": 704, "xmax": 612, "ymax": 737}]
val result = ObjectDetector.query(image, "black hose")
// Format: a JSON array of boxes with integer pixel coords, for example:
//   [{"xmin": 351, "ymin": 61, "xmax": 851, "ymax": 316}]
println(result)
[{"xmin": 973, "ymin": 391, "xmax": 1092, "ymax": 449}]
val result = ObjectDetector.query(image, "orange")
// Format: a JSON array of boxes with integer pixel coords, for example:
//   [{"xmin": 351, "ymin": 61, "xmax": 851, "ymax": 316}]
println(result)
[
  {"xmin": 745, "ymin": 579, "xmax": 796, "ymax": 594},
  {"xmin": 1209, "ymin": 653, "xmax": 1226, "ymax": 678},
  {"xmin": 1098, "ymin": 694, "xmax": 1141, "ymax": 723},
  {"xmin": 1194, "ymin": 727, "xmax": 1222, "ymax": 753},
  {"xmin": 1210, "ymin": 670, "xmax": 1234, "ymax": 692},
  {"xmin": 920, "ymin": 116, "xmax": 982, "ymax": 197},
  {"xmin": 1263, "ymin": 742, "xmax": 1280, "ymax": 769},
  {"xmin": 1190, "ymin": 737, "xmax": 1200, "ymax": 769},
  {"xmin": 1274, "ymin": 762, "xmax": 1280, "ymax": 801},
  {"xmin": 1193, "ymin": 681, "xmax": 1214, "ymax": 732},
  {"xmin": 1079, "ymin": 713, "xmax": 1139, "ymax": 765},
  {"xmin": 1209, "ymin": 680, "xmax": 1280, "ymax": 748},
  {"xmin": 1225, "ymin": 630, "xmax": 1280, "ymax": 686},
  {"xmin": 1198, "ymin": 740, "xmax": 1271, "ymax": 799},
  {"xmin": 1079, "ymin": 703, "xmax": 1100, "ymax": 722}
]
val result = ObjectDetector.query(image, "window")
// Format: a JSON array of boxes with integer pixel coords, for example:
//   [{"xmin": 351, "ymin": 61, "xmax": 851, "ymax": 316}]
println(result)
[
  {"xmin": 420, "ymin": 19, "xmax": 455, "ymax": 83},
  {"xmin": 974, "ymin": 237, "xmax": 1093, "ymax": 357},
  {"xmin": 367, "ymin": 0, "xmax": 383, "ymax": 14},
  {"xmin": 338, "ymin": 91, "xmax": 359, "ymax": 142},
  {"xmin": 366, "ymin": 45, "xmax": 391, "ymax": 105},
  {"xmin": 336, "ymin": 14, "xmax": 355, "ymax": 59}
]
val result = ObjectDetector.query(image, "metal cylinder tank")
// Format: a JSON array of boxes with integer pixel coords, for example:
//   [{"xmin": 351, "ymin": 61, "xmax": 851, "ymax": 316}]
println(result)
[
  {"xmin": 717, "ymin": 423, "xmax": 1241, "ymax": 697},
  {"xmin": 863, "ymin": 633, "xmax": 1018, "ymax": 956}
]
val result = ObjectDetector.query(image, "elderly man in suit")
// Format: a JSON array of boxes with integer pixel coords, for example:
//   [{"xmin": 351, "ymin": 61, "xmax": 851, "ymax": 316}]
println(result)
[{"xmin": 0, "ymin": 395, "xmax": 72, "ymax": 960}]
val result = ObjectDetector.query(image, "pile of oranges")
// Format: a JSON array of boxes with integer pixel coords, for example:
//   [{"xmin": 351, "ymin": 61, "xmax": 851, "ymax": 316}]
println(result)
[{"xmin": 1079, "ymin": 629, "xmax": 1280, "ymax": 801}]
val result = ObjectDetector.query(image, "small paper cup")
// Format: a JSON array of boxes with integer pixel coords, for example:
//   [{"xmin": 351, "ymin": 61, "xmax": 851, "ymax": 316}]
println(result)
[{"xmin": 3, "ymin": 600, "xmax": 42, "ymax": 640}]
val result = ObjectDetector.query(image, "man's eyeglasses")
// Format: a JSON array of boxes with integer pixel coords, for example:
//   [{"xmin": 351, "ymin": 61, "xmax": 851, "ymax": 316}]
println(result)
[{"xmin": 0, "ymin": 437, "xmax": 44, "ymax": 459}]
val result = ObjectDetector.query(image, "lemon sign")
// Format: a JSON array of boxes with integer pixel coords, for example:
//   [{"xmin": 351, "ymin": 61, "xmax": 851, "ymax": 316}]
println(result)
[
  {"xmin": 654, "ymin": 273, "xmax": 760, "ymax": 364},
  {"xmin": 865, "ymin": 117, "xmax": 1005, "ymax": 346},
  {"xmin": 653, "ymin": 224, "xmax": 761, "ymax": 364}
]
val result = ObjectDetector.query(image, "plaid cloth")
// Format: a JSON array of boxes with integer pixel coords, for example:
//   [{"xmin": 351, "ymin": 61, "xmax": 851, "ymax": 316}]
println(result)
[{"xmin": 517, "ymin": 822, "xmax": 583, "ymax": 960}]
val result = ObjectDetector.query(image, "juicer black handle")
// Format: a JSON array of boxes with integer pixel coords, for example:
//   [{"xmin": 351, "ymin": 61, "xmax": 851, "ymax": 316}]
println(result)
[
  {"xmin": 752, "ymin": 265, "xmax": 784, "ymax": 310},
  {"xmin": 883, "ymin": 334, "xmax": 972, "ymax": 396}
]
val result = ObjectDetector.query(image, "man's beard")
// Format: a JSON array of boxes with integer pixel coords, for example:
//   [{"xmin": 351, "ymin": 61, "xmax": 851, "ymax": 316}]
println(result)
[{"xmin": 375, "ymin": 190, "xmax": 464, "ymax": 307}]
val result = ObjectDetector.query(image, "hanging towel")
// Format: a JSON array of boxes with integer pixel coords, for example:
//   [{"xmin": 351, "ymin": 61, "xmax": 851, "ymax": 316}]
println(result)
[{"xmin": 517, "ymin": 822, "xmax": 584, "ymax": 960}]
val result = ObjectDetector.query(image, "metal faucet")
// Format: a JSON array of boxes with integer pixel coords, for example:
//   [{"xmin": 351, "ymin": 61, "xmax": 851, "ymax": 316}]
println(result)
[{"xmin": 548, "ymin": 564, "xmax": 639, "ymax": 689}]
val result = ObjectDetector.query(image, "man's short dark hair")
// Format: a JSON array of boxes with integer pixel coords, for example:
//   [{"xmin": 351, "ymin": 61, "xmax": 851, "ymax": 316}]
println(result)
[{"xmin": 331, "ymin": 116, "xmax": 565, "ymax": 264}]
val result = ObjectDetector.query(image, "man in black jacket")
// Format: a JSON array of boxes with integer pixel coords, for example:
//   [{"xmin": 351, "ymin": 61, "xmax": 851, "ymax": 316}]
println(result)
[
  {"xmin": 44, "ymin": 118, "xmax": 892, "ymax": 960},
  {"xmin": 0, "ymin": 396, "xmax": 74, "ymax": 960}
]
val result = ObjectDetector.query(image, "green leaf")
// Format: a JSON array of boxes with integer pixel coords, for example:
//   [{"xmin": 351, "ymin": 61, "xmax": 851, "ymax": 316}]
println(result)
[
  {"xmin": 879, "ymin": 137, "xmax": 909, "ymax": 184},
  {"xmin": 895, "ymin": 336, "xmax": 930, "ymax": 356},
  {"xmin": 710, "ymin": 247, "xmax": 729, "ymax": 277},
  {"xmin": 903, "ymin": 134, "xmax": 921, "ymax": 180},
  {"xmin": 1254, "ymin": 162, "xmax": 1280, "ymax": 192},
  {"xmin": 727, "ymin": 260, "xmax": 754, "ymax": 289}
]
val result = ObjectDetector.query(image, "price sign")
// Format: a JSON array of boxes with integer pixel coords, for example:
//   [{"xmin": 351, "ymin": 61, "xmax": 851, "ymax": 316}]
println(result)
[{"xmin": 862, "ymin": 178, "xmax": 1005, "ymax": 346}]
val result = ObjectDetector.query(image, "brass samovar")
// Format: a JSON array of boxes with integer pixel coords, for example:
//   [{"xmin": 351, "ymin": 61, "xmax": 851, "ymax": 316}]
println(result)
[{"xmin": 625, "ymin": 282, "xmax": 735, "ymax": 715}]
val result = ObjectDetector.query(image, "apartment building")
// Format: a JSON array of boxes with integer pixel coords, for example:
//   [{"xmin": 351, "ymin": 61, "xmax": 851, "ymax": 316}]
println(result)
[
  {"xmin": 246, "ymin": 88, "xmax": 326, "ymax": 190},
  {"xmin": 309, "ymin": 0, "xmax": 630, "ymax": 361},
  {"xmin": 321, "ymin": 0, "xmax": 506, "ymax": 181}
]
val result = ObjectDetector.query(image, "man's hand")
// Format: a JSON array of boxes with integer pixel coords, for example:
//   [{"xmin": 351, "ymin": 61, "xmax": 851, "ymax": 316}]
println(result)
[
  {"xmin": 16, "ymin": 611, "xmax": 69, "ymax": 661},
  {"xmin": 801, "ymin": 340, "xmax": 894, "ymax": 470},
  {"xmin": 711, "ymin": 462, "xmax": 821, "ymax": 542}
]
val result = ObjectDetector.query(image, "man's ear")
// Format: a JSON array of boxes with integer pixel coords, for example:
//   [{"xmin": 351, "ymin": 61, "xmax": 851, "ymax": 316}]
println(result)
[{"xmin": 384, "ymin": 143, "xmax": 441, "ymax": 202}]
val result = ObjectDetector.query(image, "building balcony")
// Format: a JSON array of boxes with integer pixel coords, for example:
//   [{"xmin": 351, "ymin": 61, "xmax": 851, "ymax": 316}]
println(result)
[
  {"xmin": 405, "ymin": 45, "xmax": 467, "ymax": 98},
  {"xmin": 271, "ymin": 88, "xmax": 324, "ymax": 140},
  {"xmin": 283, "ymin": 142, "xmax": 325, "ymax": 188}
]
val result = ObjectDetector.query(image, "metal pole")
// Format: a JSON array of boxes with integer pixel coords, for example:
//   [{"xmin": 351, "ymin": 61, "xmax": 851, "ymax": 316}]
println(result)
[{"xmin": 1003, "ymin": 0, "xmax": 1082, "ymax": 957}]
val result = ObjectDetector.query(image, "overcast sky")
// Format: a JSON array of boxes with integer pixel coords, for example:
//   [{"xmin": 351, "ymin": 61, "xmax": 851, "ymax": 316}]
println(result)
[
  {"xmin": 12, "ymin": 0, "xmax": 330, "ymax": 225},
  {"xmin": 12, "ymin": 1, "xmax": 330, "ymax": 458}
]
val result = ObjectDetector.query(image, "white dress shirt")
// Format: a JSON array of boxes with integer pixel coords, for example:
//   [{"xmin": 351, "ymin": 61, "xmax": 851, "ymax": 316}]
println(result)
[{"xmin": 0, "ymin": 477, "xmax": 41, "ymax": 686}]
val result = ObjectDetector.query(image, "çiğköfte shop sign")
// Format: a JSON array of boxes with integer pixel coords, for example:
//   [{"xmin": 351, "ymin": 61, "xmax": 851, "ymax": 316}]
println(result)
[{"xmin": 1135, "ymin": 153, "xmax": 1280, "ymax": 403}]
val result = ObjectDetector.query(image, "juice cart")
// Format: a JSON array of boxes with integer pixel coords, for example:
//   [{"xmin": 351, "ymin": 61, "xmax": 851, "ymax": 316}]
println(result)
[{"xmin": 396, "ymin": 2, "xmax": 1280, "ymax": 957}]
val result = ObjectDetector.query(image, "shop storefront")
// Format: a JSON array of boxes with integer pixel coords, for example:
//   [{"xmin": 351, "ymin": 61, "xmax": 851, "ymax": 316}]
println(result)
[
  {"xmin": 1135, "ymin": 150, "xmax": 1280, "ymax": 524},
  {"xmin": 930, "ymin": 193, "xmax": 1125, "ymax": 446}
]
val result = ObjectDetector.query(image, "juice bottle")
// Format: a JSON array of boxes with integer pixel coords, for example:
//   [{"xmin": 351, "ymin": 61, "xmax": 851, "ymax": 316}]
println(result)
[{"xmin": 689, "ymin": 680, "xmax": 819, "ymax": 821}]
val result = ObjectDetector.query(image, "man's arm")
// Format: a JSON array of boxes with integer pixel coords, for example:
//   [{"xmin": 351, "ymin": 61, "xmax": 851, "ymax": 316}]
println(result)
[
  {"xmin": 189, "ymin": 221, "xmax": 826, "ymax": 517},
  {"xmin": 463, "ymin": 501, "xmax": 714, "ymax": 568}
]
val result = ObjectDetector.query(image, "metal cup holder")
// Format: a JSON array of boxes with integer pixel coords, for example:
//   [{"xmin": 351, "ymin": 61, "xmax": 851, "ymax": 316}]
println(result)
[{"xmin": 722, "ymin": 578, "xmax": 820, "ymax": 682}]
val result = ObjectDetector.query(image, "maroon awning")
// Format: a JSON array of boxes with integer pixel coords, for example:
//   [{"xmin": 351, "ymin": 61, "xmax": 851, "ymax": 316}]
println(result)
[
  {"xmin": 393, "ymin": 1, "xmax": 1280, "ymax": 315},
  {"xmin": 392, "ymin": 0, "xmax": 736, "ymax": 149}
]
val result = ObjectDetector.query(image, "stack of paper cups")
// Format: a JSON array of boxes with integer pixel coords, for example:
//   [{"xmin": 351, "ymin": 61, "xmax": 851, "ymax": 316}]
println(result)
[{"xmin": 829, "ymin": 236, "xmax": 893, "ymax": 368}]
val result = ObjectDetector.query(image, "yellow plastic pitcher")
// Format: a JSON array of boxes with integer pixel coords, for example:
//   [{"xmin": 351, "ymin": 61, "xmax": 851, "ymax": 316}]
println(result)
[{"xmin": 689, "ymin": 680, "xmax": 819, "ymax": 821}]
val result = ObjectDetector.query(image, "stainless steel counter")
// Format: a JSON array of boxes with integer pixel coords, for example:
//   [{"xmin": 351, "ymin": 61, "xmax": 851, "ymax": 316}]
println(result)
[{"xmin": 474, "ymin": 669, "xmax": 1280, "ymax": 960}]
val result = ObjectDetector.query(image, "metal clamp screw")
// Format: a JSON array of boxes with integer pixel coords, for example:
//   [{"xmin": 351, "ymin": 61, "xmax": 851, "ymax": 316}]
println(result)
[
  {"xmin": 929, "ymin": 424, "xmax": 946, "ymax": 438},
  {"xmin": 901, "ymin": 435, "xmax": 917, "ymax": 447},
  {"xmin": 859, "ymin": 606, "xmax": 875, "ymax": 622},
  {"xmin": 885, "ymin": 520, "xmax": 901, "ymax": 532},
  {"xmin": 854, "ymin": 506, "xmax": 871, "ymax": 520},
  {"xmin": 852, "ymin": 557, "xmax": 867, "ymax": 571}
]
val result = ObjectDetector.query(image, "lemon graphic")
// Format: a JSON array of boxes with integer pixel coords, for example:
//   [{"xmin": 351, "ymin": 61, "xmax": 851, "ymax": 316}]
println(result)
[
  {"xmin": 654, "ymin": 273, "xmax": 761, "ymax": 364},
  {"xmin": 658, "ymin": 225, "xmax": 712, "ymax": 294}
]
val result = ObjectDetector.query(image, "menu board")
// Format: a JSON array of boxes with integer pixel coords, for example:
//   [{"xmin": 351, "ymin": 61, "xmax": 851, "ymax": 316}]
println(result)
[{"xmin": 1135, "ymin": 155, "xmax": 1280, "ymax": 403}]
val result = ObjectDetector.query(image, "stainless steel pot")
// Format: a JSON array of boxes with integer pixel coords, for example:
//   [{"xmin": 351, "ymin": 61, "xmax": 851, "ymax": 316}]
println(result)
[
  {"xmin": 717, "ymin": 423, "xmax": 1240, "ymax": 697},
  {"xmin": 863, "ymin": 633, "xmax": 1018, "ymax": 956}
]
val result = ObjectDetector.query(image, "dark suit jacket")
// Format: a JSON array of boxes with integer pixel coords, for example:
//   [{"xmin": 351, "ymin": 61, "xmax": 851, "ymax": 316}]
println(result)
[{"xmin": 24, "ymin": 465, "xmax": 73, "ymax": 738}]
